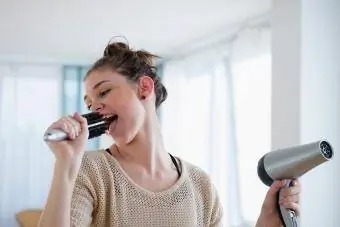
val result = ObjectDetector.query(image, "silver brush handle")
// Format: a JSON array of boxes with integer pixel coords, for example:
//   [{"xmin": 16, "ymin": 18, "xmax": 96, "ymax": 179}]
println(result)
[
  {"xmin": 43, "ymin": 129, "xmax": 68, "ymax": 141},
  {"xmin": 43, "ymin": 122, "xmax": 109, "ymax": 142},
  {"xmin": 279, "ymin": 180, "xmax": 299, "ymax": 227}
]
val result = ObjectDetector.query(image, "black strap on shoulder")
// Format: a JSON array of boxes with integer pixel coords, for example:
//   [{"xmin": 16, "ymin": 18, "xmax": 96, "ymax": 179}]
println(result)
[
  {"xmin": 105, "ymin": 148, "xmax": 112, "ymax": 155},
  {"xmin": 169, "ymin": 153, "xmax": 181, "ymax": 177},
  {"xmin": 105, "ymin": 148, "xmax": 181, "ymax": 177}
]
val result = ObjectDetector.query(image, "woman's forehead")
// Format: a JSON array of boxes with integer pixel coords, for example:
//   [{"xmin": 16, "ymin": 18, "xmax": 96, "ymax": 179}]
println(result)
[
  {"xmin": 83, "ymin": 70, "xmax": 126, "ymax": 98},
  {"xmin": 85, "ymin": 70, "xmax": 121, "ymax": 88}
]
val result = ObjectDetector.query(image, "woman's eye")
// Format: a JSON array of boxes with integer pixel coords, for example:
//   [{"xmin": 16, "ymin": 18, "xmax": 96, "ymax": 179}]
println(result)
[
  {"xmin": 87, "ymin": 105, "xmax": 92, "ymax": 111},
  {"xmin": 98, "ymin": 89, "xmax": 111, "ymax": 98}
]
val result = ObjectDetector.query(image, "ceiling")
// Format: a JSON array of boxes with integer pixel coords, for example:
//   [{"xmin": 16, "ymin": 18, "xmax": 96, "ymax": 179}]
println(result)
[{"xmin": 0, "ymin": 0, "xmax": 272, "ymax": 62}]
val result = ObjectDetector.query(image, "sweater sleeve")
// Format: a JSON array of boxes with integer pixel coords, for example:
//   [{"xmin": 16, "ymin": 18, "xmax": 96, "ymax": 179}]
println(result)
[
  {"xmin": 70, "ymin": 155, "xmax": 97, "ymax": 227},
  {"xmin": 210, "ymin": 187, "xmax": 224, "ymax": 227}
]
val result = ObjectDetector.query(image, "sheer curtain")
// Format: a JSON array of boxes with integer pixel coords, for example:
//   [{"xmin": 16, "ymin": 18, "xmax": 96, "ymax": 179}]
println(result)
[
  {"xmin": 62, "ymin": 65, "xmax": 100, "ymax": 150},
  {"xmin": 160, "ymin": 25, "xmax": 272, "ymax": 226},
  {"xmin": 0, "ymin": 63, "xmax": 62, "ymax": 227},
  {"xmin": 230, "ymin": 26, "xmax": 272, "ymax": 224},
  {"xmin": 160, "ymin": 47, "xmax": 234, "ymax": 226}
]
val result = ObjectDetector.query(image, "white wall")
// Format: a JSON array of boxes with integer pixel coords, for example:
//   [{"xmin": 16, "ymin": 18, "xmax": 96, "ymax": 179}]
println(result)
[
  {"xmin": 0, "ymin": 0, "xmax": 271, "ymax": 60},
  {"xmin": 272, "ymin": 0, "xmax": 340, "ymax": 226},
  {"xmin": 300, "ymin": 1, "xmax": 340, "ymax": 226}
]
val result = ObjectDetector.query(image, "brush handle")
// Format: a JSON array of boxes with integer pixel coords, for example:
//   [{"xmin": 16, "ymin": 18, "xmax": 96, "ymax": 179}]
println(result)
[
  {"xmin": 43, "ymin": 112, "xmax": 108, "ymax": 142},
  {"xmin": 44, "ymin": 122, "xmax": 109, "ymax": 141},
  {"xmin": 43, "ymin": 125, "xmax": 107, "ymax": 141},
  {"xmin": 278, "ymin": 180, "xmax": 299, "ymax": 227}
]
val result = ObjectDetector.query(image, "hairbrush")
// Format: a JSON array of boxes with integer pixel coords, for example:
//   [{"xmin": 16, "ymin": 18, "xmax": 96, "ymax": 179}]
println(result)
[
  {"xmin": 43, "ymin": 112, "xmax": 117, "ymax": 142},
  {"xmin": 85, "ymin": 112, "xmax": 117, "ymax": 139}
]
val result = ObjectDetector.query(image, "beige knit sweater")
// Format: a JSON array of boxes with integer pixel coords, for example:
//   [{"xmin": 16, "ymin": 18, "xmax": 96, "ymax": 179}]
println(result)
[{"xmin": 71, "ymin": 150, "xmax": 223, "ymax": 227}]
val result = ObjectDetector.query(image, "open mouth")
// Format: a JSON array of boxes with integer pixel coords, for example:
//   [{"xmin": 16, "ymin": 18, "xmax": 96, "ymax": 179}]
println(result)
[
  {"xmin": 103, "ymin": 114, "xmax": 118, "ymax": 124},
  {"xmin": 87, "ymin": 113, "xmax": 118, "ymax": 139},
  {"xmin": 102, "ymin": 114, "xmax": 118, "ymax": 133}
]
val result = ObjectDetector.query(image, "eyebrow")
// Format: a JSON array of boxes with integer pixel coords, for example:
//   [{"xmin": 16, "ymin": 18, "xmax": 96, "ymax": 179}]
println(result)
[{"xmin": 83, "ymin": 80, "xmax": 110, "ymax": 101}]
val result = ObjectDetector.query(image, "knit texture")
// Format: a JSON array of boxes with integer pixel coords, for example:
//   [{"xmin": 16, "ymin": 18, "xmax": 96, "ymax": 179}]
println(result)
[{"xmin": 71, "ymin": 150, "xmax": 223, "ymax": 227}]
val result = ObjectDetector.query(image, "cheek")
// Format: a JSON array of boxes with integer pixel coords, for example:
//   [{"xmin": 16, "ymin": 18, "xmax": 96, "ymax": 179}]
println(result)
[
  {"xmin": 104, "ymin": 88, "xmax": 135, "ymax": 110},
  {"xmin": 118, "ymin": 89, "xmax": 141, "ymax": 111},
  {"xmin": 117, "ymin": 98, "xmax": 145, "ymax": 136},
  {"xmin": 113, "ymin": 88, "xmax": 145, "ymax": 121},
  {"xmin": 122, "ymin": 97, "xmax": 143, "ymax": 116}
]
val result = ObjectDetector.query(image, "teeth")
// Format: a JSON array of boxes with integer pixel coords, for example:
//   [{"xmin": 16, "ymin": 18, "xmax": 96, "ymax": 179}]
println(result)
[
  {"xmin": 102, "ymin": 114, "xmax": 118, "ymax": 122},
  {"xmin": 103, "ymin": 114, "xmax": 114, "ymax": 118}
]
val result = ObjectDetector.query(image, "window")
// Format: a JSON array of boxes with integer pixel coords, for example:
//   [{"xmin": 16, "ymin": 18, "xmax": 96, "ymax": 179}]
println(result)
[
  {"xmin": 62, "ymin": 65, "xmax": 100, "ymax": 150},
  {"xmin": 231, "ymin": 53, "xmax": 272, "ymax": 222},
  {"xmin": 160, "ymin": 54, "xmax": 231, "ymax": 226},
  {"xmin": 160, "ymin": 50, "xmax": 272, "ymax": 226},
  {"xmin": 0, "ymin": 64, "xmax": 61, "ymax": 226}
]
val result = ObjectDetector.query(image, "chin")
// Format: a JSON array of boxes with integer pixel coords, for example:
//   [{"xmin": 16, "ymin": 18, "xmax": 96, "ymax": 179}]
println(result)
[{"xmin": 109, "ymin": 132, "xmax": 137, "ymax": 146}]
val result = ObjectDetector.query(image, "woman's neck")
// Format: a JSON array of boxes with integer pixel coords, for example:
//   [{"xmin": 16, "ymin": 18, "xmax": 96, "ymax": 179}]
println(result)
[{"xmin": 112, "ymin": 113, "xmax": 171, "ymax": 175}]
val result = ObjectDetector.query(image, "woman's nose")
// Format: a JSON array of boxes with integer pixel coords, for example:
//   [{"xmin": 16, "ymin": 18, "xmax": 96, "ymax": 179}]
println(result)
[{"xmin": 91, "ymin": 102, "xmax": 104, "ymax": 112}]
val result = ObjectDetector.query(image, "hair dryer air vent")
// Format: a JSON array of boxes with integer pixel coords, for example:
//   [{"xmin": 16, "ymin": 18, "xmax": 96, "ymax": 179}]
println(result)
[{"xmin": 320, "ymin": 141, "xmax": 333, "ymax": 159}]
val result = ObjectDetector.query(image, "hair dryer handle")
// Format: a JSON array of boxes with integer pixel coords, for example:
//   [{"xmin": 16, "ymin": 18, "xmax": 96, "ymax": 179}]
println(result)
[{"xmin": 279, "ymin": 180, "xmax": 300, "ymax": 227}]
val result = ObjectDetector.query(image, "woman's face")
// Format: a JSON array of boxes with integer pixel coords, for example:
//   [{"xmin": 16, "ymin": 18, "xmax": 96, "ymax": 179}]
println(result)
[{"xmin": 83, "ymin": 69, "xmax": 151, "ymax": 145}]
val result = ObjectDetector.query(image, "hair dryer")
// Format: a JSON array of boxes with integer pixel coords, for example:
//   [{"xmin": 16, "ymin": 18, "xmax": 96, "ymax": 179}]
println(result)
[{"xmin": 257, "ymin": 139, "xmax": 334, "ymax": 227}]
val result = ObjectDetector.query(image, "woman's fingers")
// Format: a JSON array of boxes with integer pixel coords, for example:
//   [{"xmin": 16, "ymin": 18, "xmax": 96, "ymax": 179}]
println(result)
[
  {"xmin": 280, "ymin": 202, "xmax": 300, "ymax": 216},
  {"xmin": 279, "ymin": 179, "xmax": 301, "ymax": 216},
  {"xmin": 279, "ymin": 185, "xmax": 301, "ymax": 198},
  {"xmin": 279, "ymin": 193, "xmax": 299, "ymax": 204},
  {"xmin": 47, "ymin": 115, "xmax": 81, "ymax": 140},
  {"xmin": 73, "ymin": 112, "xmax": 89, "ymax": 139}
]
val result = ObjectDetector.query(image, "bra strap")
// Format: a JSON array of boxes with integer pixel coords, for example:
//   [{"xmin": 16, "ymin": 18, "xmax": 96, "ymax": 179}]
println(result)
[
  {"xmin": 105, "ymin": 148, "xmax": 181, "ymax": 177},
  {"xmin": 169, "ymin": 153, "xmax": 181, "ymax": 177}
]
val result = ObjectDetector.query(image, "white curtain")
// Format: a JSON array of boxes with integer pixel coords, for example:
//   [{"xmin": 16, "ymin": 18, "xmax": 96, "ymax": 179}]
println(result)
[
  {"xmin": 62, "ymin": 66, "xmax": 101, "ymax": 150},
  {"xmin": 160, "ymin": 25, "xmax": 272, "ymax": 226},
  {"xmin": 229, "ymin": 26, "xmax": 272, "ymax": 224},
  {"xmin": 0, "ymin": 63, "xmax": 62, "ymax": 227},
  {"xmin": 160, "ymin": 47, "xmax": 236, "ymax": 227}
]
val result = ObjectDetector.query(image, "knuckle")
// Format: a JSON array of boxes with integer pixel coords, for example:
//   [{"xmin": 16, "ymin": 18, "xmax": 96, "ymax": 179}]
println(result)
[
  {"xmin": 285, "ymin": 189, "xmax": 292, "ymax": 195},
  {"xmin": 80, "ymin": 119, "xmax": 87, "ymax": 126},
  {"xmin": 288, "ymin": 196, "xmax": 295, "ymax": 202},
  {"xmin": 50, "ymin": 120, "xmax": 63, "ymax": 129},
  {"xmin": 282, "ymin": 188, "xmax": 290, "ymax": 195},
  {"xmin": 62, "ymin": 122, "xmax": 71, "ymax": 132}
]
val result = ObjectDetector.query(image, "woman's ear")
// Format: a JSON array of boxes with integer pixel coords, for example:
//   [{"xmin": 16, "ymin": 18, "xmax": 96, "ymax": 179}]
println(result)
[{"xmin": 138, "ymin": 75, "xmax": 154, "ymax": 100}]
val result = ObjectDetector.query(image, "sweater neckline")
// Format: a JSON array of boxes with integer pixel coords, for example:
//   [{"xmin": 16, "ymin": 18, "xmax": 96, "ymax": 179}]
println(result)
[{"xmin": 100, "ymin": 150, "xmax": 188, "ymax": 196}]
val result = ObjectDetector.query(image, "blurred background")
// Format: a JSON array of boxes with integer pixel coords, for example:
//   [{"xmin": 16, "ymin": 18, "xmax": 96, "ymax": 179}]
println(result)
[{"xmin": 0, "ymin": 0, "xmax": 339, "ymax": 226}]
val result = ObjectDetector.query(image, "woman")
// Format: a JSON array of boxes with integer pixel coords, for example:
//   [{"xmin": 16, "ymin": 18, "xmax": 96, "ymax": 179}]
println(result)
[{"xmin": 38, "ymin": 41, "xmax": 301, "ymax": 227}]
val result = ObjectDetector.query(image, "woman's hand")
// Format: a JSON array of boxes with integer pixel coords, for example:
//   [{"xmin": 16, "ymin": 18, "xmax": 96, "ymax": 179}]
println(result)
[
  {"xmin": 40, "ymin": 112, "xmax": 89, "ymax": 227},
  {"xmin": 256, "ymin": 179, "xmax": 301, "ymax": 227},
  {"xmin": 45, "ymin": 112, "xmax": 89, "ymax": 179}
]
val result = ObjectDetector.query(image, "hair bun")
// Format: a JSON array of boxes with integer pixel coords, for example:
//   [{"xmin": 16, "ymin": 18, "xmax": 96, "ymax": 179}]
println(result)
[{"xmin": 103, "ymin": 41, "xmax": 130, "ymax": 58}]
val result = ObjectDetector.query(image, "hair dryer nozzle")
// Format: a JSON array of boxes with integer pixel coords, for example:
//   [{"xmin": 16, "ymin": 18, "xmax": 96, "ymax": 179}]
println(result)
[
  {"xmin": 257, "ymin": 140, "xmax": 334, "ymax": 186},
  {"xmin": 319, "ymin": 140, "xmax": 333, "ymax": 159}
]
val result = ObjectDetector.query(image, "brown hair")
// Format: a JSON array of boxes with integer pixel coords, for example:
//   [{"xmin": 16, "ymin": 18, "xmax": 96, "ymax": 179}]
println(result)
[{"xmin": 86, "ymin": 40, "xmax": 167, "ymax": 109}]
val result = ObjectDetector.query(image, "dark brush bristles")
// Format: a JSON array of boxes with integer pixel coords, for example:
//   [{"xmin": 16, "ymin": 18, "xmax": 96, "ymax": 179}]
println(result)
[
  {"xmin": 88, "ymin": 123, "xmax": 110, "ymax": 139},
  {"xmin": 80, "ymin": 112, "xmax": 118, "ymax": 139},
  {"xmin": 82, "ymin": 112, "xmax": 102, "ymax": 124},
  {"xmin": 82, "ymin": 112, "xmax": 117, "ymax": 125}
]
